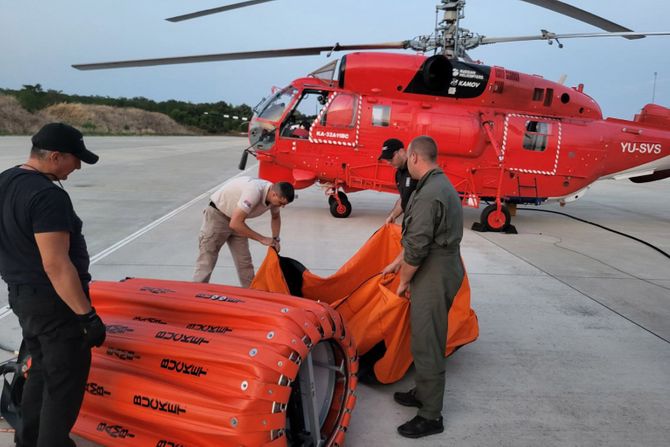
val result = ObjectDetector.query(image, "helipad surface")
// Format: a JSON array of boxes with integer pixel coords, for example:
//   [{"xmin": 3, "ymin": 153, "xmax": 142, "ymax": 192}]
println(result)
[{"xmin": 1, "ymin": 136, "xmax": 668, "ymax": 446}]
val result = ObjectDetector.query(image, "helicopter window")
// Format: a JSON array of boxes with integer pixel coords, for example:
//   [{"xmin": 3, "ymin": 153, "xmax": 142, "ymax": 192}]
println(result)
[
  {"xmin": 543, "ymin": 88, "xmax": 554, "ymax": 107},
  {"xmin": 280, "ymin": 90, "xmax": 329, "ymax": 138},
  {"xmin": 372, "ymin": 105, "xmax": 391, "ymax": 127},
  {"xmin": 257, "ymin": 87, "xmax": 297, "ymax": 122},
  {"xmin": 532, "ymin": 88, "xmax": 544, "ymax": 102},
  {"xmin": 323, "ymin": 93, "xmax": 358, "ymax": 128},
  {"xmin": 523, "ymin": 121, "xmax": 551, "ymax": 152}
]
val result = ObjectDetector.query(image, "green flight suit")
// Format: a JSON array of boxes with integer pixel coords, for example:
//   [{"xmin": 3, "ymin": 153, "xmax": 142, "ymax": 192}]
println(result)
[{"xmin": 402, "ymin": 167, "xmax": 464, "ymax": 420}]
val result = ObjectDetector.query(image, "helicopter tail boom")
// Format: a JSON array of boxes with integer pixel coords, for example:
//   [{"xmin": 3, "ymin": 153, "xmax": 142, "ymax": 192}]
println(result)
[{"xmin": 634, "ymin": 103, "xmax": 670, "ymax": 129}]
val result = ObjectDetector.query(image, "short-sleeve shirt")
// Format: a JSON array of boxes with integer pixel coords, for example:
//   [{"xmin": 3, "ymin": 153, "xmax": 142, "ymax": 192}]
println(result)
[
  {"xmin": 0, "ymin": 167, "xmax": 91, "ymax": 285},
  {"xmin": 396, "ymin": 165, "xmax": 419, "ymax": 212},
  {"xmin": 211, "ymin": 176, "xmax": 274, "ymax": 218}
]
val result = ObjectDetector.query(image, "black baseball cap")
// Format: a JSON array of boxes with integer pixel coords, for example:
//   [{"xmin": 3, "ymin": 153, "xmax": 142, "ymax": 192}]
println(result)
[
  {"xmin": 379, "ymin": 138, "xmax": 404, "ymax": 160},
  {"xmin": 32, "ymin": 123, "xmax": 99, "ymax": 164}
]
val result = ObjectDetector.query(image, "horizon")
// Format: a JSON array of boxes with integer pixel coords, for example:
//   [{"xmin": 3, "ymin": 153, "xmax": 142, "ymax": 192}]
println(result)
[{"xmin": 1, "ymin": 0, "xmax": 669, "ymax": 119}]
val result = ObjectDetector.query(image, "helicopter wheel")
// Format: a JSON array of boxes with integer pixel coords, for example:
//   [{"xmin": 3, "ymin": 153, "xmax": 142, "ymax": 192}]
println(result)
[
  {"xmin": 480, "ymin": 204, "xmax": 511, "ymax": 232},
  {"xmin": 328, "ymin": 192, "xmax": 352, "ymax": 218}
]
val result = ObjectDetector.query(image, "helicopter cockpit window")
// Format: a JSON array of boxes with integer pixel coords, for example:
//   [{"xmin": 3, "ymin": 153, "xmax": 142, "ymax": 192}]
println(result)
[
  {"xmin": 372, "ymin": 105, "xmax": 391, "ymax": 127},
  {"xmin": 322, "ymin": 93, "xmax": 358, "ymax": 128},
  {"xmin": 256, "ymin": 87, "xmax": 297, "ymax": 122},
  {"xmin": 280, "ymin": 90, "xmax": 330, "ymax": 139},
  {"xmin": 523, "ymin": 121, "xmax": 551, "ymax": 152}
]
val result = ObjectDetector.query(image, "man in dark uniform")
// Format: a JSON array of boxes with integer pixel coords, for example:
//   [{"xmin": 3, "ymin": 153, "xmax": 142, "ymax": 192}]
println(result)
[
  {"xmin": 378, "ymin": 138, "xmax": 418, "ymax": 224},
  {"xmin": 0, "ymin": 123, "xmax": 106, "ymax": 447},
  {"xmin": 382, "ymin": 135, "xmax": 464, "ymax": 439}
]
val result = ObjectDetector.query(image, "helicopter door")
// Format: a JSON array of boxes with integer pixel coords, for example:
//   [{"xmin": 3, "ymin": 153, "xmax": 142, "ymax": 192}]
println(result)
[
  {"xmin": 309, "ymin": 92, "xmax": 360, "ymax": 147},
  {"xmin": 502, "ymin": 115, "xmax": 561, "ymax": 175},
  {"xmin": 279, "ymin": 89, "xmax": 330, "ymax": 140}
]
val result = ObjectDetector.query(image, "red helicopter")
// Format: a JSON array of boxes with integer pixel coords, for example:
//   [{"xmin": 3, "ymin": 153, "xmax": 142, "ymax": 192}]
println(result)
[{"xmin": 74, "ymin": 0, "xmax": 670, "ymax": 231}]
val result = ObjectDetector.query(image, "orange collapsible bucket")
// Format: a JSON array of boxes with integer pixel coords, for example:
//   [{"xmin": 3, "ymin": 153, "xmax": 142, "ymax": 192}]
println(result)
[
  {"xmin": 74, "ymin": 278, "xmax": 358, "ymax": 447},
  {"xmin": 252, "ymin": 224, "xmax": 479, "ymax": 384}
]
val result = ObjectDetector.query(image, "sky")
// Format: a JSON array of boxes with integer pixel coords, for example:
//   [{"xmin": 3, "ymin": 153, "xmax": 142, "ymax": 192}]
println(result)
[{"xmin": 1, "ymin": 0, "xmax": 669, "ymax": 119}]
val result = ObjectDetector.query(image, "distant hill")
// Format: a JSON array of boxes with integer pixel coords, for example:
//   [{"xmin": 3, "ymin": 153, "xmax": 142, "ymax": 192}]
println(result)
[
  {"xmin": 0, "ymin": 95, "xmax": 192, "ymax": 135},
  {"xmin": 41, "ymin": 102, "xmax": 193, "ymax": 135},
  {"xmin": 0, "ymin": 84, "xmax": 253, "ymax": 135},
  {"xmin": 0, "ymin": 95, "xmax": 47, "ymax": 134}
]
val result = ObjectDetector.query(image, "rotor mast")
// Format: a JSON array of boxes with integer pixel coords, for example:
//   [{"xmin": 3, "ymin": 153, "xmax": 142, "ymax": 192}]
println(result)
[{"xmin": 436, "ymin": 1, "xmax": 465, "ymax": 58}]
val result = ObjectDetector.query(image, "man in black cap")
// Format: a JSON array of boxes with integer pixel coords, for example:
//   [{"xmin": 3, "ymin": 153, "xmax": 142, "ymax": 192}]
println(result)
[
  {"xmin": 379, "ymin": 138, "xmax": 418, "ymax": 224},
  {"xmin": 0, "ymin": 123, "xmax": 106, "ymax": 447}
]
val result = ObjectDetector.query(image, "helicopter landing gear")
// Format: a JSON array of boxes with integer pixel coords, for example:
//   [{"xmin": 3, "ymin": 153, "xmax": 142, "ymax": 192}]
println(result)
[
  {"xmin": 472, "ymin": 203, "xmax": 517, "ymax": 233},
  {"xmin": 328, "ymin": 191, "xmax": 352, "ymax": 218}
]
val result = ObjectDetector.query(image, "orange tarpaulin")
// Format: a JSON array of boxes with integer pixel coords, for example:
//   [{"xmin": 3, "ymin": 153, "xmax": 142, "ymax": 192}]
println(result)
[{"xmin": 251, "ymin": 224, "xmax": 479, "ymax": 384}]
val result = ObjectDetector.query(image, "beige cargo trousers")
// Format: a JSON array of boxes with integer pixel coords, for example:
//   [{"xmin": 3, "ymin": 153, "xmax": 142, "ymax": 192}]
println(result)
[{"xmin": 193, "ymin": 205, "xmax": 255, "ymax": 287}]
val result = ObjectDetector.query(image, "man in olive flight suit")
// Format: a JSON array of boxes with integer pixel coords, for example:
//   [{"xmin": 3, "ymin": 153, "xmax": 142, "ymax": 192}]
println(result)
[{"xmin": 383, "ymin": 135, "xmax": 464, "ymax": 439}]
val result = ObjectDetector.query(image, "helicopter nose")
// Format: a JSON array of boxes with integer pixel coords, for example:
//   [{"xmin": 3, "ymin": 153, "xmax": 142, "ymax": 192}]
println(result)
[
  {"xmin": 247, "ymin": 121, "xmax": 276, "ymax": 152},
  {"xmin": 248, "ymin": 125, "xmax": 263, "ymax": 146}
]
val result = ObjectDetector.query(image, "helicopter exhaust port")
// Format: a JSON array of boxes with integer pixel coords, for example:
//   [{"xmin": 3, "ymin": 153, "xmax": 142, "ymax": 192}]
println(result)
[{"xmin": 421, "ymin": 55, "xmax": 452, "ymax": 92}]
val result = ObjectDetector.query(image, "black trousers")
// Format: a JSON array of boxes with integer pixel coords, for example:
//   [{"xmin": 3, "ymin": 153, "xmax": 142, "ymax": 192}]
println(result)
[{"xmin": 7, "ymin": 284, "xmax": 91, "ymax": 447}]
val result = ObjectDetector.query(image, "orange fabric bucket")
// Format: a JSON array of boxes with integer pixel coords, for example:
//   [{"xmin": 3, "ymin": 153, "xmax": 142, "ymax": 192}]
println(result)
[{"xmin": 252, "ymin": 224, "xmax": 479, "ymax": 384}]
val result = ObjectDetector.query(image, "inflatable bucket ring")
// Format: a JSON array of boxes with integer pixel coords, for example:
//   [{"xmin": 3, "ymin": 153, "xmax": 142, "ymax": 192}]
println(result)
[{"xmin": 72, "ymin": 278, "xmax": 358, "ymax": 446}]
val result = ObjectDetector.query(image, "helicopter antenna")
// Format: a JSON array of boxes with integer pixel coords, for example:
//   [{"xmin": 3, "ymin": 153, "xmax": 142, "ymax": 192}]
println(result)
[
  {"xmin": 652, "ymin": 71, "xmax": 658, "ymax": 103},
  {"xmin": 433, "ymin": 7, "xmax": 439, "ymax": 55}
]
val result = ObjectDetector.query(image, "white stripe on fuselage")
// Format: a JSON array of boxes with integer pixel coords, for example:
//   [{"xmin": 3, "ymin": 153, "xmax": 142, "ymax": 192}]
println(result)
[
  {"xmin": 600, "ymin": 154, "xmax": 670, "ymax": 180},
  {"xmin": 547, "ymin": 154, "xmax": 670, "ymax": 203}
]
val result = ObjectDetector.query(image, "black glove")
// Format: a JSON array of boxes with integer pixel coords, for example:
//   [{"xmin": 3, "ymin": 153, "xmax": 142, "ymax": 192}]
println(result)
[{"xmin": 77, "ymin": 307, "xmax": 106, "ymax": 348}]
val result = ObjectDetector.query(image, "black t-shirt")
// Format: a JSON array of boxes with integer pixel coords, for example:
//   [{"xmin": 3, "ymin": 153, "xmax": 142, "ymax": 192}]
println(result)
[
  {"xmin": 0, "ymin": 167, "xmax": 91, "ymax": 285},
  {"xmin": 396, "ymin": 165, "xmax": 419, "ymax": 211}
]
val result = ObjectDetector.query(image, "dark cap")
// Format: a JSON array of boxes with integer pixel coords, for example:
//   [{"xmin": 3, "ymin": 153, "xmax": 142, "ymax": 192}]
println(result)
[
  {"xmin": 379, "ymin": 138, "xmax": 404, "ymax": 160},
  {"xmin": 31, "ymin": 123, "xmax": 99, "ymax": 164}
]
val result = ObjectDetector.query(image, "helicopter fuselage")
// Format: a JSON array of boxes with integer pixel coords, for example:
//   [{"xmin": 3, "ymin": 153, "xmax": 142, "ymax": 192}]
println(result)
[{"xmin": 248, "ymin": 52, "xmax": 669, "ymax": 214}]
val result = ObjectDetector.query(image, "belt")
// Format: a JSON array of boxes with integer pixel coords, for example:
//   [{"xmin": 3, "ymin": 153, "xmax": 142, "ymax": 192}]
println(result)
[{"xmin": 208, "ymin": 201, "xmax": 230, "ymax": 219}]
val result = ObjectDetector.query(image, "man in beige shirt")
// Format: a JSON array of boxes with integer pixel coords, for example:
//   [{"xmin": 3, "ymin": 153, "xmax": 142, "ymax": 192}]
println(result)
[{"xmin": 193, "ymin": 176, "xmax": 295, "ymax": 287}]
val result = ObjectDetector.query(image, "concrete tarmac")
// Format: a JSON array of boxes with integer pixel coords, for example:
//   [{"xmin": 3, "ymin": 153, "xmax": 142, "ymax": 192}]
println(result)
[{"xmin": 0, "ymin": 136, "xmax": 668, "ymax": 446}]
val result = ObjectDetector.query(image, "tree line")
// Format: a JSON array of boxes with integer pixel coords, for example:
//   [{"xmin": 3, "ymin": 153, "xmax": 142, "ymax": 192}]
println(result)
[{"xmin": 0, "ymin": 84, "xmax": 253, "ymax": 134}]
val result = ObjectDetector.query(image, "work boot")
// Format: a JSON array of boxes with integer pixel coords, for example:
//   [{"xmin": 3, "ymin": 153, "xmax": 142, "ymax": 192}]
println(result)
[
  {"xmin": 397, "ymin": 415, "xmax": 444, "ymax": 439},
  {"xmin": 393, "ymin": 388, "xmax": 422, "ymax": 408}
]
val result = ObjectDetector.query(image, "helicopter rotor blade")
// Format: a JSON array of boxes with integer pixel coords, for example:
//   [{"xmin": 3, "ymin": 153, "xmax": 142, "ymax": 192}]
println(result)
[
  {"xmin": 477, "ymin": 31, "xmax": 670, "ymax": 47},
  {"xmin": 519, "ymin": 0, "xmax": 643, "ymax": 39},
  {"xmin": 72, "ymin": 42, "xmax": 410, "ymax": 71},
  {"xmin": 166, "ymin": 0, "xmax": 276, "ymax": 23}
]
